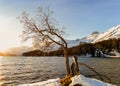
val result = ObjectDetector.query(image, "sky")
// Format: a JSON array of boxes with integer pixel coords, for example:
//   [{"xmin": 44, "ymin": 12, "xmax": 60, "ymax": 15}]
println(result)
[{"xmin": 1, "ymin": 0, "xmax": 120, "ymax": 51}]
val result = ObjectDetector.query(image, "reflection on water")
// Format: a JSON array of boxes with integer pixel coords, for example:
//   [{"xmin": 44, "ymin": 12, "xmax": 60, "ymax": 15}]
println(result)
[
  {"xmin": 0, "ymin": 56, "xmax": 66, "ymax": 85},
  {"xmin": 0, "ymin": 56, "xmax": 120, "ymax": 86}
]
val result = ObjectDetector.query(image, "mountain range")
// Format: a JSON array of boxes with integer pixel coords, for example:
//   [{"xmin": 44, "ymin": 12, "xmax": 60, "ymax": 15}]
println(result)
[
  {"xmin": 65, "ymin": 24, "xmax": 120, "ymax": 48},
  {"xmin": 34, "ymin": 24, "xmax": 120, "ymax": 52}
]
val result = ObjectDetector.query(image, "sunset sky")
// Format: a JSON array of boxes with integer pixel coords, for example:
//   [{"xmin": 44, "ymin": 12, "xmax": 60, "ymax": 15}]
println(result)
[{"xmin": 1, "ymin": 0, "xmax": 120, "ymax": 51}]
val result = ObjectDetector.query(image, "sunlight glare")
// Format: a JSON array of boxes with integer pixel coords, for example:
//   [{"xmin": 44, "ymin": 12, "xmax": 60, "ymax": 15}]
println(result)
[{"xmin": 0, "ymin": 16, "xmax": 22, "ymax": 52}]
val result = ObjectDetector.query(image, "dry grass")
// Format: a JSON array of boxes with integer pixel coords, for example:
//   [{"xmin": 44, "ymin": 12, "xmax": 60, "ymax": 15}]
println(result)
[{"xmin": 60, "ymin": 75, "xmax": 72, "ymax": 86}]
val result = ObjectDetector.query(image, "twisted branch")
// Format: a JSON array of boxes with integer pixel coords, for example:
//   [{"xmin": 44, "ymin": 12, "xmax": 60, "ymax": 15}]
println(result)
[{"xmin": 78, "ymin": 62, "xmax": 111, "ymax": 83}]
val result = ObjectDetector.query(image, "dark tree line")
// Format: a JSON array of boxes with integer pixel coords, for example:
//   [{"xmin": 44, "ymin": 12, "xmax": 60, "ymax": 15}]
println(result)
[
  {"xmin": 23, "ymin": 42, "xmax": 96, "ymax": 56},
  {"xmin": 23, "ymin": 38, "xmax": 120, "ymax": 57},
  {"xmin": 94, "ymin": 38, "xmax": 120, "ymax": 53}
]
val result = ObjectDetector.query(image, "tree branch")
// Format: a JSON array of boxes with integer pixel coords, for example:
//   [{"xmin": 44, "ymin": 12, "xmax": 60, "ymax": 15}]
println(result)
[{"xmin": 78, "ymin": 62, "xmax": 111, "ymax": 83}]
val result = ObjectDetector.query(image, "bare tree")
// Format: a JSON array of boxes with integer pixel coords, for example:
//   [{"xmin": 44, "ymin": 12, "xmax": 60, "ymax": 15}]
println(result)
[{"xmin": 18, "ymin": 7, "xmax": 71, "ymax": 76}]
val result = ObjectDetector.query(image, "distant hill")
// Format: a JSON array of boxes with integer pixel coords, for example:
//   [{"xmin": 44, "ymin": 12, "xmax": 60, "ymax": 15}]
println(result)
[
  {"xmin": 0, "ymin": 52, "xmax": 16, "ymax": 56},
  {"xmin": 5, "ymin": 46, "xmax": 33, "ymax": 56}
]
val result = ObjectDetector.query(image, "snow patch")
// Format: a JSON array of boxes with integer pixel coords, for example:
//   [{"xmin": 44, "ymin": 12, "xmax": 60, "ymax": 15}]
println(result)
[
  {"xmin": 18, "ymin": 75, "xmax": 116, "ymax": 86},
  {"xmin": 70, "ymin": 75, "xmax": 116, "ymax": 86},
  {"xmin": 18, "ymin": 78, "xmax": 61, "ymax": 86}
]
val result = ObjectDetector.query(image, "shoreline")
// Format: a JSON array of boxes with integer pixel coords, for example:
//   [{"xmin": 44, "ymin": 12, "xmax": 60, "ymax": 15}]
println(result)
[{"xmin": 18, "ymin": 75, "xmax": 116, "ymax": 86}]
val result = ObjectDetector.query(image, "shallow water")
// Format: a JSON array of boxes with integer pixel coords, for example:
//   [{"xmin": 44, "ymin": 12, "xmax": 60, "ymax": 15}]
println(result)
[
  {"xmin": 0, "ymin": 56, "xmax": 120, "ymax": 86},
  {"xmin": 78, "ymin": 57, "xmax": 120, "ymax": 86}
]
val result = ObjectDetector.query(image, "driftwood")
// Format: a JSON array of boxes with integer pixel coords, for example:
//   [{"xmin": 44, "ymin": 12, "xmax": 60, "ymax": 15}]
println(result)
[{"xmin": 71, "ymin": 56, "xmax": 111, "ymax": 83}]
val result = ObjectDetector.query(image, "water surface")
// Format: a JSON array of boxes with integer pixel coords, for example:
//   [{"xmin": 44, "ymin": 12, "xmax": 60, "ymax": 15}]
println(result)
[{"xmin": 0, "ymin": 56, "xmax": 120, "ymax": 86}]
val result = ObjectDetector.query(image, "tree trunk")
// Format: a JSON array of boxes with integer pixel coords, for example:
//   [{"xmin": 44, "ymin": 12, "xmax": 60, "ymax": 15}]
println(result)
[
  {"xmin": 72, "ymin": 56, "xmax": 80, "ymax": 75},
  {"xmin": 64, "ymin": 47, "xmax": 71, "ymax": 76}
]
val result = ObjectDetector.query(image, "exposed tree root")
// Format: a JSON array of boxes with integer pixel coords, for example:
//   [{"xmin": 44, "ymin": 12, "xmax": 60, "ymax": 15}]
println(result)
[{"xmin": 60, "ymin": 75, "xmax": 72, "ymax": 86}]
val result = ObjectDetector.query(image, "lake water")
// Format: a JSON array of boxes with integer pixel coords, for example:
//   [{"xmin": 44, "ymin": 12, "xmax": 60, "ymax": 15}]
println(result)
[{"xmin": 0, "ymin": 56, "xmax": 120, "ymax": 86}]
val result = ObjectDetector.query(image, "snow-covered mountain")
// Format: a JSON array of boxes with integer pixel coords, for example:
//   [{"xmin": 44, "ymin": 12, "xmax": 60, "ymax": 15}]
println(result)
[
  {"xmin": 93, "ymin": 24, "xmax": 120, "ymax": 43},
  {"xmin": 81, "ymin": 32, "xmax": 100, "ymax": 43},
  {"xmin": 52, "ymin": 24, "xmax": 120, "ymax": 50},
  {"xmin": 50, "ymin": 32, "xmax": 100, "ymax": 50},
  {"xmin": 16, "ymin": 24, "xmax": 120, "ymax": 53},
  {"xmin": 66, "ymin": 32, "xmax": 100, "ymax": 47},
  {"xmin": 67, "ymin": 24, "xmax": 120, "ymax": 47}
]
